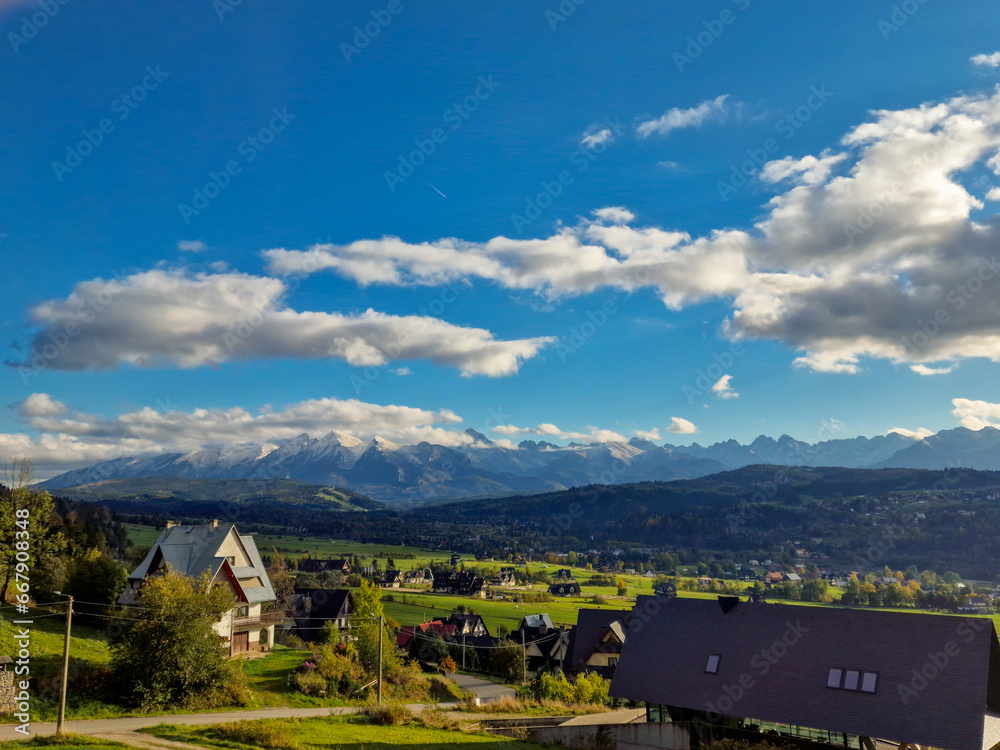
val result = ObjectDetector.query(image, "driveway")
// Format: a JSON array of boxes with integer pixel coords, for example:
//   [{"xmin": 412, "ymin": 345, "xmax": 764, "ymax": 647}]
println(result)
[{"xmin": 450, "ymin": 672, "xmax": 517, "ymax": 704}]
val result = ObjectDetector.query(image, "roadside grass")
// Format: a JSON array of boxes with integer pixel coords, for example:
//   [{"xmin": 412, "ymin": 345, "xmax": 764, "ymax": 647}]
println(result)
[
  {"xmin": 141, "ymin": 716, "xmax": 554, "ymax": 749},
  {"xmin": 460, "ymin": 695, "xmax": 614, "ymax": 716},
  {"xmin": 0, "ymin": 736, "xmax": 129, "ymax": 749}
]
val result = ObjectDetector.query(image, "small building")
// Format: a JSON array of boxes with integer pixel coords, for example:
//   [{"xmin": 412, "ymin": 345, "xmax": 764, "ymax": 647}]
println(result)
[
  {"xmin": 375, "ymin": 570, "xmax": 402, "ymax": 588},
  {"xmin": 396, "ymin": 620, "xmax": 456, "ymax": 648},
  {"xmin": 549, "ymin": 581, "xmax": 582, "ymax": 597},
  {"xmin": 298, "ymin": 558, "xmax": 350, "ymax": 574},
  {"xmin": 433, "ymin": 571, "xmax": 489, "ymax": 598},
  {"xmin": 491, "ymin": 567, "xmax": 516, "ymax": 586},
  {"xmin": 449, "ymin": 553, "xmax": 462, "ymax": 566},
  {"xmin": 565, "ymin": 609, "xmax": 629, "ymax": 678},
  {"xmin": 119, "ymin": 520, "xmax": 279, "ymax": 656},
  {"xmin": 290, "ymin": 588, "xmax": 353, "ymax": 642},
  {"xmin": 445, "ymin": 613, "xmax": 490, "ymax": 637}
]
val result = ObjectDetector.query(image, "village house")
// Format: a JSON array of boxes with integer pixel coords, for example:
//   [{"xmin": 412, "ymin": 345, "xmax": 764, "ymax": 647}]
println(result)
[
  {"xmin": 491, "ymin": 567, "xmax": 516, "ymax": 586},
  {"xmin": 290, "ymin": 588, "xmax": 353, "ymax": 642},
  {"xmin": 432, "ymin": 570, "xmax": 489, "ymax": 598},
  {"xmin": 119, "ymin": 520, "xmax": 279, "ymax": 656},
  {"xmin": 549, "ymin": 581, "xmax": 582, "ymax": 597},
  {"xmin": 375, "ymin": 569, "xmax": 402, "ymax": 588},
  {"xmin": 564, "ymin": 608, "xmax": 629, "ymax": 678},
  {"xmin": 445, "ymin": 613, "xmax": 490, "ymax": 637},
  {"xmin": 611, "ymin": 595, "xmax": 1000, "ymax": 750},
  {"xmin": 519, "ymin": 614, "xmax": 570, "ymax": 673},
  {"xmin": 396, "ymin": 620, "xmax": 456, "ymax": 648},
  {"xmin": 298, "ymin": 558, "xmax": 350, "ymax": 574}
]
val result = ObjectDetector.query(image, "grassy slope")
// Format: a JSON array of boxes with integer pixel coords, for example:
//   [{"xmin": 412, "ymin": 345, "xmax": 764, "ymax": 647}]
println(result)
[
  {"xmin": 143, "ymin": 716, "xmax": 554, "ymax": 749},
  {"xmin": 0, "ymin": 604, "xmax": 111, "ymax": 663}
]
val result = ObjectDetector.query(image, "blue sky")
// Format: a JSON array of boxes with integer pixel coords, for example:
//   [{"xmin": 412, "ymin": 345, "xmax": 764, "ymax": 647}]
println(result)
[{"xmin": 5, "ymin": 0, "xmax": 1000, "ymax": 478}]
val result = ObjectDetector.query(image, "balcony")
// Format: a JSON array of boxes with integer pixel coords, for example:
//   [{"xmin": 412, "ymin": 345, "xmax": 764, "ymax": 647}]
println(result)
[{"xmin": 233, "ymin": 611, "xmax": 286, "ymax": 628}]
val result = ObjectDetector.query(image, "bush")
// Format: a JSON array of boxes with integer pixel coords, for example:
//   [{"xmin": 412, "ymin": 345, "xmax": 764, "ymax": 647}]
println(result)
[
  {"xmin": 419, "ymin": 705, "xmax": 461, "ymax": 730},
  {"xmin": 427, "ymin": 675, "xmax": 464, "ymax": 702},
  {"xmin": 211, "ymin": 720, "xmax": 296, "ymax": 749},
  {"xmin": 275, "ymin": 629, "xmax": 306, "ymax": 649},
  {"xmin": 364, "ymin": 703, "xmax": 413, "ymax": 725},
  {"xmin": 290, "ymin": 669, "xmax": 326, "ymax": 696}
]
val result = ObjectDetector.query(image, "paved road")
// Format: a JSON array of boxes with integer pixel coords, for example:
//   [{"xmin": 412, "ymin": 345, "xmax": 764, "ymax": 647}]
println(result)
[
  {"xmin": 451, "ymin": 672, "xmax": 517, "ymax": 704},
  {"xmin": 0, "ymin": 672, "xmax": 514, "ymax": 741}
]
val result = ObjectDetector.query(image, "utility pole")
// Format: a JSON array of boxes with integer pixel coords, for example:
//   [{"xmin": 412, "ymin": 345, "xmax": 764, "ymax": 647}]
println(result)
[
  {"xmin": 377, "ymin": 614, "xmax": 383, "ymax": 705},
  {"xmin": 56, "ymin": 596, "xmax": 73, "ymax": 736}
]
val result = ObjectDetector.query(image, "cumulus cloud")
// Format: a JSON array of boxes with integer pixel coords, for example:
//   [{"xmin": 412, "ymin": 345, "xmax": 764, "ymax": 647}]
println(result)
[
  {"xmin": 986, "ymin": 187, "xmax": 1000, "ymax": 201},
  {"xmin": 888, "ymin": 426, "xmax": 934, "ymax": 440},
  {"xmin": 4, "ymin": 394, "xmax": 469, "ymax": 479},
  {"xmin": 177, "ymin": 239, "xmax": 207, "ymax": 253},
  {"xmin": 263, "ymin": 88, "xmax": 1000, "ymax": 375},
  {"xmin": 16, "ymin": 393, "xmax": 68, "ymax": 417},
  {"xmin": 634, "ymin": 429, "xmax": 661, "ymax": 441},
  {"xmin": 665, "ymin": 417, "xmax": 697, "ymax": 434},
  {"xmin": 636, "ymin": 95, "xmax": 732, "ymax": 138},
  {"xmin": 951, "ymin": 397, "xmax": 1000, "ymax": 430},
  {"xmin": 15, "ymin": 269, "xmax": 552, "ymax": 377},
  {"xmin": 580, "ymin": 127, "xmax": 614, "ymax": 149},
  {"xmin": 711, "ymin": 375, "xmax": 739, "ymax": 399},
  {"xmin": 972, "ymin": 52, "xmax": 1000, "ymax": 68}
]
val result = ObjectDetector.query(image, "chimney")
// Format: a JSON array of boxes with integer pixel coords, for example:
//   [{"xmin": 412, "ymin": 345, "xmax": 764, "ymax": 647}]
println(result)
[
  {"xmin": 165, "ymin": 520, "xmax": 179, "ymax": 529},
  {"xmin": 209, "ymin": 519, "xmax": 219, "ymax": 529}
]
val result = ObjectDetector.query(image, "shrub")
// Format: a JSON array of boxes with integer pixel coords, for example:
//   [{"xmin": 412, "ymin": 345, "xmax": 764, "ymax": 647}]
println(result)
[
  {"xmin": 290, "ymin": 670, "xmax": 326, "ymax": 696},
  {"xmin": 419, "ymin": 705, "xmax": 461, "ymax": 730},
  {"xmin": 211, "ymin": 720, "xmax": 296, "ymax": 749},
  {"xmin": 364, "ymin": 703, "xmax": 413, "ymax": 725},
  {"xmin": 427, "ymin": 675, "xmax": 464, "ymax": 702}
]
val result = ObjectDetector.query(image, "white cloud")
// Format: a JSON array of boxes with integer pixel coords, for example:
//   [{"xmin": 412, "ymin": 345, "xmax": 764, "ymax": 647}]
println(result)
[
  {"xmin": 5, "ymin": 394, "xmax": 470, "ymax": 479},
  {"xmin": 760, "ymin": 151, "xmax": 848, "ymax": 187},
  {"xmin": 177, "ymin": 239, "xmax": 207, "ymax": 253},
  {"xmin": 16, "ymin": 393, "xmax": 68, "ymax": 417},
  {"xmin": 261, "ymin": 88, "xmax": 1000, "ymax": 375},
  {"xmin": 910, "ymin": 363, "xmax": 954, "ymax": 375},
  {"xmin": 492, "ymin": 422, "xmax": 629, "ymax": 443},
  {"xmin": 951, "ymin": 397, "xmax": 1000, "ymax": 430},
  {"xmin": 972, "ymin": 52, "xmax": 1000, "ymax": 68},
  {"xmin": 657, "ymin": 160, "xmax": 681, "ymax": 170},
  {"xmin": 580, "ymin": 127, "xmax": 614, "ymax": 149},
  {"xmin": 665, "ymin": 417, "xmax": 697, "ymax": 434},
  {"xmin": 888, "ymin": 426, "xmax": 933, "ymax": 440},
  {"xmin": 18, "ymin": 269, "xmax": 552, "ymax": 377},
  {"xmin": 592, "ymin": 207, "xmax": 635, "ymax": 224},
  {"xmin": 636, "ymin": 95, "xmax": 732, "ymax": 138},
  {"xmin": 986, "ymin": 187, "xmax": 1000, "ymax": 201},
  {"xmin": 634, "ymin": 429, "xmax": 660, "ymax": 441},
  {"xmin": 710, "ymin": 374, "xmax": 739, "ymax": 399}
]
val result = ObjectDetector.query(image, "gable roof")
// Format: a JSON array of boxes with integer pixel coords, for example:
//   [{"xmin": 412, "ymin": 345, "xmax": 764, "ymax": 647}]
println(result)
[
  {"xmin": 611, "ymin": 596, "xmax": 1000, "ymax": 750},
  {"xmin": 566, "ymin": 608, "xmax": 630, "ymax": 672},
  {"xmin": 520, "ymin": 613, "xmax": 554, "ymax": 630},
  {"xmin": 126, "ymin": 523, "xmax": 274, "ymax": 604},
  {"xmin": 292, "ymin": 588, "xmax": 353, "ymax": 620}
]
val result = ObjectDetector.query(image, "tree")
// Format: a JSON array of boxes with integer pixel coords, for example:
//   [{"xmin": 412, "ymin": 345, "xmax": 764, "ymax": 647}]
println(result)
[
  {"xmin": 0, "ymin": 458, "xmax": 65, "ymax": 602},
  {"xmin": 110, "ymin": 571, "xmax": 246, "ymax": 709},
  {"xmin": 65, "ymin": 550, "xmax": 127, "ymax": 618},
  {"xmin": 617, "ymin": 578, "xmax": 627, "ymax": 596},
  {"xmin": 351, "ymin": 579, "xmax": 398, "ymax": 675},
  {"xmin": 438, "ymin": 655, "xmax": 456, "ymax": 677},
  {"xmin": 266, "ymin": 549, "xmax": 295, "ymax": 612}
]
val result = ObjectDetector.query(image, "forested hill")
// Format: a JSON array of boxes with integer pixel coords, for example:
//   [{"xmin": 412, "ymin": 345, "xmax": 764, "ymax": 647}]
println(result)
[
  {"xmin": 54, "ymin": 476, "xmax": 383, "ymax": 517},
  {"xmin": 434, "ymin": 465, "xmax": 1000, "ymax": 524}
]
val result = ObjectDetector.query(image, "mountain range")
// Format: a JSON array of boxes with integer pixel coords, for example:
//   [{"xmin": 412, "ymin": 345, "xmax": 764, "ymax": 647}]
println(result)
[{"xmin": 34, "ymin": 425, "xmax": 1000, "ymax": 504}]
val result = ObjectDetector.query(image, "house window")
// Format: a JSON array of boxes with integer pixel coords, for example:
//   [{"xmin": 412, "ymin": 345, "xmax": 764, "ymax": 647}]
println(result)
[
  {"xmin": 608, "ymin": 657, "xmax": 618, "ymax": 667},
  {"xmin": 227, "ymin": 556, "xmax": 236, "ymax": 565},
  {"xmin": 237, "ymin": 606, "xmax": 249, "ymax": 617},
  {"xmin": 828, "ymin": 667, "xmax": 878, "ymax": 694},
  {"xmin": 705, "ymin": 654, "xmax": 721, "ymax": 674}
]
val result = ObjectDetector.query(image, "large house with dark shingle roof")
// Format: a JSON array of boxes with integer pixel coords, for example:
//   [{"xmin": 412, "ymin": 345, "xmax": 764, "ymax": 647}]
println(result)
[
  {"xmin": 119, "ymin": 520, "xmax": 279, "ymax": 656},
  {"xmin": 611, "ymin": 595, "xmax": 1000, "ymax": 750}
]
